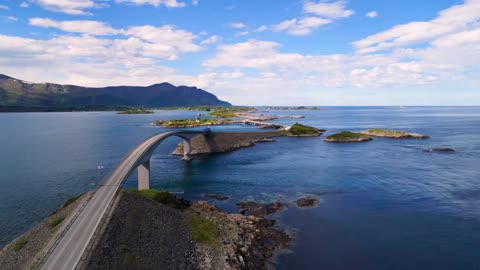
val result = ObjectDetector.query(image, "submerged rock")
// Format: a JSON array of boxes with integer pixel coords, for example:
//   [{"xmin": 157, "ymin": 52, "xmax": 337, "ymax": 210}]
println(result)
[
  {"xmin": 295, "ymin": 197, "xmax": 319, "ymax": 208},
  {"xmin": 236, "ymin": 201, "xmax": 286, "ymax": 216},
  {"xmin": 203, "ymin": 194, "xmax": 229, "ymax": 201},
  {"xmin": 428, "ymin": 147, "xmax": 456, "ymax": 152}
]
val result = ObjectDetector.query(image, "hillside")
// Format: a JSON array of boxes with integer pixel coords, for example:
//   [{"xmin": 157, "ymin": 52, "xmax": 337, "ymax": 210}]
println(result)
[{"xmin": 0, "ymin": 75, "xmax": 230, "ymax": 110}]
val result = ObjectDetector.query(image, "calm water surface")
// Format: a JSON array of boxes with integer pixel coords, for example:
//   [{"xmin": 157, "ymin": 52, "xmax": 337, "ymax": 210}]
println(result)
[{"xmin": 0, "ymin": 107, "xmax": 479, "ymax": 269}]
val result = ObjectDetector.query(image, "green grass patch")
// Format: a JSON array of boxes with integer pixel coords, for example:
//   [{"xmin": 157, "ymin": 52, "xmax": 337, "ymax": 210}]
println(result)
[
  {"xmin": 288, "ymin": 123, "xmax": 320, "ymax": 135},
  {"xmin": 188, "ymin": 213, "xmax": 217, "ymax": 244},
  {"xmin": 13, "ymin": 237, "xmax": 28, "ymax": 251},
  {"xmin": 207, "ymin": 110, "xmax": 238, "ymax": 118},
  {"xmin": 153, "ymin": 118, "xmax": 221, "ymax": 127},
  {"xmin": 62, "ymin": 194, "xmax": 83, "ymax": 208},
  {"xmin": 364, "ymin": 129, "xmax": 408, "ymax": 136},
  {"xmin": 49, "ymin": 216, "xmax": 65, "ymax": 229},
  {"xmin": 118, "ymin": 109, "xmax": 154, "ymax": 114},
  {"xmin": 130, "ymin": 189, "xmax": 188, "ymax": 209}
]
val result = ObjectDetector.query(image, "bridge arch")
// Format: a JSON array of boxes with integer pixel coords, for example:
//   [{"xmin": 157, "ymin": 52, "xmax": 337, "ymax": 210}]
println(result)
[{"xmin": 102, "ymin": 129, "xmax": 209, "ymax": 190}]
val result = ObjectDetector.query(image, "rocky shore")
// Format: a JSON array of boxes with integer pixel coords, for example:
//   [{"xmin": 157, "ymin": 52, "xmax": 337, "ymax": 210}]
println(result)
[{"xmin": 0, "ymin": 193, "xmax": 90, "ymax": 270}]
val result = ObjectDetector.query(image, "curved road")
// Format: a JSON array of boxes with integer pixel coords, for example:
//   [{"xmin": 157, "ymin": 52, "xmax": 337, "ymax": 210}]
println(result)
[{"xmin": 38, "ymin": 130, "xmax": 205, "ymax": 270}]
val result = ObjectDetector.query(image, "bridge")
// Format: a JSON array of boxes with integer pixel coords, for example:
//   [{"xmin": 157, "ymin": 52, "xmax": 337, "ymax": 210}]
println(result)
[{"xmin": 36, "ymin": 130, "xmax": 209, "ymax": 270}]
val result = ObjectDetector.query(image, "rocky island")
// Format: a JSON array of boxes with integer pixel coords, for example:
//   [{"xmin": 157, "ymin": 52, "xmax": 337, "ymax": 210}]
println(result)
[
  {"xmin": 118, "ymin": 108, "xmax": 154, "ymax": 114},
  {"xmin": 286, "ymin": 123, "xmax": 325, "ymax": 137},
  {"xmin": 153, "ymin": 118, "xmax": 230, "ymax": 128},
  {"xmin": 360, "ymin": 129, "xmax": 429, "ymax": 139},
  {"xmin": 324, "ymin": 131, "xmax": 373, "ymax": 143}
]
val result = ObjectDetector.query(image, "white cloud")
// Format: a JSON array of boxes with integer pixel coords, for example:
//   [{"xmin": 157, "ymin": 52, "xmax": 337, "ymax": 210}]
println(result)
[
  {"xmin": 32, "ymin": 0, "xmax": 98, "ymax": 15},
  {"xmin": 353, "ymin": 0, "xmax": 480, "ymax": 53},
  {"xmin": 274, "ymin": 17, "xmax": 332, "ymax": 35},
  {"xmin": 0, "ymin": 5, "xmax": 9, "ymax": 10},
  {"xmin": 273, "ymin": 0, "xmax": 353, "ymax": 35},
  {"xmin": 192, "ymin": 0, "xmax": 198, "ymax": 6},
  {"xmin": 29, "ymin": 18, "xmax": 117, "ymax": 35},
  {"xmin": 257, "ymin": 25, "xmax": 268, "ymax": 32},
  {"xmin": 228, "ymin": 22, "xmax": 246, "ymax": 29},
  {"xmin": 115, "ymin": 0, "xmax": 186, "ymax": 7},
  {"xmin": 304, "ymin": 1, "xmax": 354, "ymax": 19},
  {"xmin": 200, "ymin": 35, "xmax": 220, "ymax": 45},
  {"xmin": 235, "ymin": 31, "xmax": 249, "ymax": 36},
  {"xmin": 125, "ymin": 25, "xmax": 201, "ymax": 53},
  {"xmin": 20, "ymin": 2, "xmax": 29, "ymax": 8},
  {"xmin": 365, "ymin": 11, "xmax": 378, "ymax": 18},
  {"xmin": 3, "ymin": 16, "xmax": 18, "ymax": 22}
]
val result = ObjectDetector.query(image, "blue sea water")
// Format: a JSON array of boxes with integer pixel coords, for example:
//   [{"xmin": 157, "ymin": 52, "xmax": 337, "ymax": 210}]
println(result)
[{"xmin": 0, "ymin": 107, "xmax": 479, "ymax": 269}]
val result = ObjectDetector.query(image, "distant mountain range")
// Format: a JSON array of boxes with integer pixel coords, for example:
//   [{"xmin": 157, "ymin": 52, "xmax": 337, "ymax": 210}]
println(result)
[{"xmin": 0, "ymin": 74, "xmax": 230, "ymax": 111}]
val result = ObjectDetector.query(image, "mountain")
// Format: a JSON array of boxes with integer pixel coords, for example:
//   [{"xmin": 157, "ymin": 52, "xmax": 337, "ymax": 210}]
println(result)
[{"xmin": 0, "ymin": 74, "xmax": 230, "ymax": 109}]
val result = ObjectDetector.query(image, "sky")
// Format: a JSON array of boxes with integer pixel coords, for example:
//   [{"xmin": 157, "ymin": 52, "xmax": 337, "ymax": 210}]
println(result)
[{"xmin": 0, "ymin": 0, "xmax": 479, "ymax": 105}]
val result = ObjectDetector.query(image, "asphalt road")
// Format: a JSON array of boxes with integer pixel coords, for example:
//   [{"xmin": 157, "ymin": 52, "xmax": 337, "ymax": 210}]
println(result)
[{"xmin": 39, "ymin": 131, "xmax": 203, "ymax": 270}]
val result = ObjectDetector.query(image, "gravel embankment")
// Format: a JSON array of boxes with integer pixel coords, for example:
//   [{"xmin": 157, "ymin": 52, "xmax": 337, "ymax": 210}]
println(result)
[
  {"xmin": 86, "ymin": 191, "xmax": 198, "ymax": 270},
  {"xmin": 0, "ymin": 193, "xmax": 90, "ymax": 270}
]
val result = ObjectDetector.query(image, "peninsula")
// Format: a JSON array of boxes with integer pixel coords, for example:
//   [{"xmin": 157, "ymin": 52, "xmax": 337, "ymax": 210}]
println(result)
[{"xmin": 0, "ymin": 74, "xmax": 230, "ymax": 111}]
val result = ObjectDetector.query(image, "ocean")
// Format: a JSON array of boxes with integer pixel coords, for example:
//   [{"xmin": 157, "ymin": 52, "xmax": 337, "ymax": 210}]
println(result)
[{"xmin": 0, "ymin": 107, "xmax": 479, "ymax": 269}]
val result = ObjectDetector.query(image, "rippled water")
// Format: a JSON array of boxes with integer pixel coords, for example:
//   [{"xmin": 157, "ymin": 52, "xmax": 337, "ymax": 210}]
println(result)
[{"xmin": 0, "ymin": 107, "xmax": 479, "ymax": 269}]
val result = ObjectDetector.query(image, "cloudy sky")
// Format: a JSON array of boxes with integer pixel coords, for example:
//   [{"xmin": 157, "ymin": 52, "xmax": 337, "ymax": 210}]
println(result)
[{"xmin": 0, "ymin": 0, "xmax": 479, "ymax": 105}]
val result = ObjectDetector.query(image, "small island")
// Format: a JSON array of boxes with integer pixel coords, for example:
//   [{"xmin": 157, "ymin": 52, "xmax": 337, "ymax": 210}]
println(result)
[
  {"xmin": 286, "ymin": 123, "xmax": 325, "ymax": 137},
  {"xmin": 360, "ymin": 129, "xmax": 429, "ymax": 139},
  {"xmin": 118, "ymin": 108, "xmax": 154, "ymax": 114},
  {"xmin": 153, "ymin": 118, "xmax": 230, "ymax": 128},
  {"xmin": 324, "ymin": 131, "xmax": 373, "ymax": 143}
]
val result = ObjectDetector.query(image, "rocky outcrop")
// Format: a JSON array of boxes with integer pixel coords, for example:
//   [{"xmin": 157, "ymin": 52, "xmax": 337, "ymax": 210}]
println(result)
[
  {"xmin": 324, "ymin": 132, "xmax": 373, "ymax": 143},
  {"xmin": 295, "ymin": 197, "xmax": 319, "ymax": 208},
  {"xmin": 360, "ymin": 129, "xmax": 429, "ymax": 139},
  {"xmin": 190, "ymin": 201, "xmax": 291, "ymax": 270},
  {"xmin": 236, "ymin": 202, "xmax": 287, "ymax": 216},
  {"xmin": 427, "ymin": 147, "xmax": 456, "ymax": 152},
  {"xmin": 172, "ymin": 132, "xmax": 283, "ymax": 156}
]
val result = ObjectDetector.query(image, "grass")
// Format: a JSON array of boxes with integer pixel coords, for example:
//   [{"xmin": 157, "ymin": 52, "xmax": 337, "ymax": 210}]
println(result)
[
  {"xmin": 153, "ymin": 118, "xmax": 222, "ymax": 127},
  {"xmin": 207, "ymin": 110, "xmax": 238, "ymax": 118},
  {"xmin": 288, "ymin": 123, "xmax": 320, "ymax": 135},
  {"xmin": 364, "ymin": 128, "xmax": 408, "ymax": 136},
  {"xmin": 207, "ymin": 106, "xmax": 256, "ymax": 118},
  {"xmin": 118, "ymin": 108, "xmax": 154, "ymax": 114},
  {"xmin": 49, "ymin": 216, "xmax": 65, "ymax": 229},
  {"xmin": 62, "ymin": 194, "xmax": 83, "ymax": 208},
  {"xmin": 13, "ymin": 237, "xmax": 28, "ymax": 251},
  {"xmin": 188, "ymin": 213, "xmax": 217, "ymax": 244},
  {"xmin": 130, "ymin": 189, "xmax": 188, "ymax": 209}
]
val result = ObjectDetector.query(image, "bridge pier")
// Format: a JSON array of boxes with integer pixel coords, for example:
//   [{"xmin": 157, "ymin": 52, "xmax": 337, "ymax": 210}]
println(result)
[
  {"xmin": 181, "ymin": 139, "xmax": 193, "ymax": 161},
  {"xmin": 138, "ymin": 160, "xmax": 150, "ymax": 190}
]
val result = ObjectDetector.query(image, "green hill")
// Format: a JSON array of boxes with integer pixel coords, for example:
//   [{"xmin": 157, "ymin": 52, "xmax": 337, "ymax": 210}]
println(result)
[{"xmin": 0, "ymin": 74, "xmax": 230, "ymax": 111}]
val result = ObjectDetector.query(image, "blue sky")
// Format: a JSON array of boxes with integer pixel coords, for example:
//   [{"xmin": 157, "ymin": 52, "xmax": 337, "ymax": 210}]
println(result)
[{"xmin": 0, "ymin": 0, "xmax": 479, "ymax": 105}]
